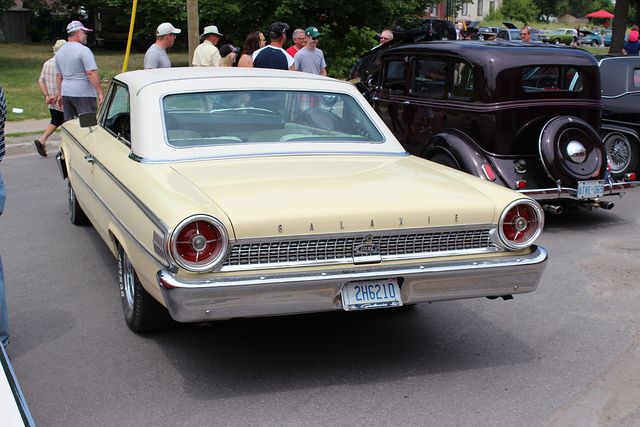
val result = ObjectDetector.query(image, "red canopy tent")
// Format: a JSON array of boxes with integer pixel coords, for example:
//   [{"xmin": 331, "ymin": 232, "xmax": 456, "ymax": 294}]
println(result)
[{"xmin": 586, "ymin": 10, "xmax": 615, "ymax": 18}]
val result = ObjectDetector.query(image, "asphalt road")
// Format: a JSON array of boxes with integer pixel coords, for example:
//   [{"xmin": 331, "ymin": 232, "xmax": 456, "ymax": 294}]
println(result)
[{"xmin": 1, "ymin": 152, "xmax": 639, "ymax": 426}]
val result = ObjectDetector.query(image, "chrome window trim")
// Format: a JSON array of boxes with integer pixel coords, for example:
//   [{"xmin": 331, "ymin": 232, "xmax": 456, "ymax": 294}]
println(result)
[{"xmin": 128, "ymin": 150, "xmax": 408, "ymax": 164}]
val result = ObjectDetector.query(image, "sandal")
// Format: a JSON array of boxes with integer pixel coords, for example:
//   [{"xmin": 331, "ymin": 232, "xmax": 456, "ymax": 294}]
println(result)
[{"xmin": 34, "ymin": 140, "xmax": 47, "ymax": 157}]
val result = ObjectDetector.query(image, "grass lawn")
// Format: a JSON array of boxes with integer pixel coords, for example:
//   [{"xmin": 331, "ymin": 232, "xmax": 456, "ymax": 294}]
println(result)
[{"xmin": 0, "ymin": 43, "xmax": 189, "ymax": 123}]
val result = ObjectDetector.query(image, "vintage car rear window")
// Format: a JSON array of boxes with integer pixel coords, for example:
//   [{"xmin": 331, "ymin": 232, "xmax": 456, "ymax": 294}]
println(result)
[
  {"xmin": 522, "ymin": 66, "xmax": 583, "ymax": 91},
  {"xmin": 162, "ymin": 91, "xmax": 384, "ymax": 147}
]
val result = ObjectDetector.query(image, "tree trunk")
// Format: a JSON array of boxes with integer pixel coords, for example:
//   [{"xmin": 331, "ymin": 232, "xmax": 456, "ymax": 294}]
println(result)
[{"xmin": 609, "ymin": 0, "xmax": 630, "ymax": 54}]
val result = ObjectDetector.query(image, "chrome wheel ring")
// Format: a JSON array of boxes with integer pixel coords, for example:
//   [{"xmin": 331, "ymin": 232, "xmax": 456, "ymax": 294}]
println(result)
[{"xmin": 604, "ymin": 132, "xmax": 631, "ymax": 174}]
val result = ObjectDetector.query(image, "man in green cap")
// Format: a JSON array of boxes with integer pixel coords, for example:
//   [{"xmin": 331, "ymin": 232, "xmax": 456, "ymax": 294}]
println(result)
[{"xmin": 291, "ymin": 26, "xmax": 326, "ymax": 76}]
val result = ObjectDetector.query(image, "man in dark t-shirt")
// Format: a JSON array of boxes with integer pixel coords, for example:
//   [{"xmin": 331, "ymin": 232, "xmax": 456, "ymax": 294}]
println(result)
[{"xmin": 252, "ymin": 21, "xmax": 294, "ymax": 70}]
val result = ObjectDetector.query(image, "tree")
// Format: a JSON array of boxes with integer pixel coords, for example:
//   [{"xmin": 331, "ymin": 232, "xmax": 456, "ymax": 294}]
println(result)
[
  {"xmin": 610, "ymin": 0, "xmax": 631, "ymax": 54},
  {"xmin": 533, "ymin": 0, "xmax": 558, "ymax": 21},
  {"xmin": 197, "ymin": 0, "xmax": 438, "ymax": 77},
  {"xmin": 501, "ymin": 0, "xmax": 540, "ymax": 24},
  {"xmin": 0, "ymin": 0, "xmax": 15, "ymax": 25}
]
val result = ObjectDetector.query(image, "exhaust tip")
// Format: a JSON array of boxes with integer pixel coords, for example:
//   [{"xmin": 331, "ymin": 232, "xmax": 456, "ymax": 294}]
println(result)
[
  {"xmin": 598, "ymin": 200, "xmax": 614, "ymax": 210},
  {"xmin": 542, "ymin": 204, "xmax": 564, "ymax": 214}
]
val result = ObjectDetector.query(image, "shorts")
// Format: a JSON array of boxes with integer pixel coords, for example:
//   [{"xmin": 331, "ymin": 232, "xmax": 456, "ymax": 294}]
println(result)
[
  {"xmin": 49, "ymin": 108, "xmax": 65, "ymax": 127},
  {"xmin": 62, "ymin": 96, "xmax": 98, "ymax": 121}
]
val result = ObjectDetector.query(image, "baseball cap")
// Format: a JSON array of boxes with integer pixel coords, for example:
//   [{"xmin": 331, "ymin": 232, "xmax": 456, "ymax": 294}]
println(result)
[
  {"xmin": 305, "ymin": 27, "xmax": 322, "ymax": 38},
  {"xmin": 219, "ymin": 44, "xmax": 238, "ymax": 57},
  {"xmin": 268, "ymin": 22, "xmax": 290, "ymax": 38},
  {"xmin": 156, "ymin": 22, "xmax": 181, "ymax": 37},
  {"xmin": 200, "ymin": 25, "xmax": 223, "ymax": 39},
  {"xmin": 67, "ymin": 21, "xmax": 92, "ymax": 33}
]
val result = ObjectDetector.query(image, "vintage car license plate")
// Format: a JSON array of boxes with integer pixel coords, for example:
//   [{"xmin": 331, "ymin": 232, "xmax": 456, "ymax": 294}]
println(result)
[
  {"xmin": 577, "ymin": 180, "xmax": 604, "ymax": 199},
  {"xmin": 341, "ymin": 279, "xmax": 402, "ymax": 311}
]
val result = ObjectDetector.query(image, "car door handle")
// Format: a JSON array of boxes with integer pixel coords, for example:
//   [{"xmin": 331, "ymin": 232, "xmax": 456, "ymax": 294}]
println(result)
[{"xmin": 84, "ymin": 155, "xmax": 95, "ymax": 163}]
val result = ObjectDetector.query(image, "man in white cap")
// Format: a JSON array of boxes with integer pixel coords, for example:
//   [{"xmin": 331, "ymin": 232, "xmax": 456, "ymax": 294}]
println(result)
[
  {"xmin": 54, "ymin": 20, "xmax": 104, "ymax": 121},
  {"xmin": 192, "ymin": 25, "xmax": 223, "ymax": 67},
  {"xmin": 145, "ymin": 22, "xmax": 181, "ymax": 69}
]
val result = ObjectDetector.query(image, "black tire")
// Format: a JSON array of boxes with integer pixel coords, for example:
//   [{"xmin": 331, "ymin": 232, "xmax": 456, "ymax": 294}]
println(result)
[
  {"xmin": 591, "ymin": 40, "xmax": 598, "ymax": 46},
  {"xmin": 603, "ymin": 131, "xmax": 640, "ymax": 179},
  {"xmin": 429, "ymin": 152, "xmax": 461, "ymax": 170},
  {"xmin": 553, "ymin": 38, "xmax": 561, "ymax": 45},
  {"xmin": 118, "ymin": 245, "xmax": 173, "ymax": 332},
  {"xmin": 68, "ymin": 181, "xmax": 90, "ymax": 225}
]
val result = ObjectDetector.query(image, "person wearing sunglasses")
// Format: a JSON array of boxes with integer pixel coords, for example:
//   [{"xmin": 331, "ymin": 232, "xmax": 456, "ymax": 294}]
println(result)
[
  {"xmin": 379, "ymin": 30, "xmax": 394, "ymax": 45},
  {"xmin": 291, "ymin": 26, "xmax": 326, "ymax": 76}
]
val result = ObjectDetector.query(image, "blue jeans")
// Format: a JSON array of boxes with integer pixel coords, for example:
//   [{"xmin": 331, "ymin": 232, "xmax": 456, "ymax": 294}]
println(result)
[{"xmin": 0, "ymin": 169, "xmax": 8, "ymax": 346}]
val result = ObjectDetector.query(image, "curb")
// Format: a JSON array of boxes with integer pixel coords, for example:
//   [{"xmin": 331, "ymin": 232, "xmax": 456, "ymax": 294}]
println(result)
[
  {"xmin": 4, "ymin": 119, "xmax": 60, "ymax": 157},
  {"xmin": 5, "ymin": 135, "xmax": 61, "ymax": 158}
]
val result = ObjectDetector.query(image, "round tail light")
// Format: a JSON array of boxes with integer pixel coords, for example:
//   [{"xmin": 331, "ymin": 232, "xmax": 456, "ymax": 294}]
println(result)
[
  {"xmin": 497, "ymin": 199, "xmax": 544, "ymax": 250},
  {"xmin": 171, "ymin": 215, "xmax": 228, "ymax": 272}
]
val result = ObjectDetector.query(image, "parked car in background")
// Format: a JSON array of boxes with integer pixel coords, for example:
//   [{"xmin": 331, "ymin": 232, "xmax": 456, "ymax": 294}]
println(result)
[
  {"xmin": 496, "ymin": 28, "xmax": 541, "ymax": 42},
  {"xmin": 57, "ymin": 67, "xmax": 548, "ymax": 332},
  {"xmin": 541, "ymin": 28, "xmax": 575, "ymax": 45},
  {"xmin": 579, "ymin": 30, "xmax": 604, "ymax": 46},
  {"xmin": 597, "ymin": 56, "xmax": 640, "ymax": 178},
  {"xmin": 392, "ymin": 18, "xmax": 457, "ymax": 41},
  {"xmin": 353, "ymin": 41, "xmax": 638, "ymax": 213},
  {"xmin": 476, "ymin": 25, "xmax": 504, "ymax": 40}
]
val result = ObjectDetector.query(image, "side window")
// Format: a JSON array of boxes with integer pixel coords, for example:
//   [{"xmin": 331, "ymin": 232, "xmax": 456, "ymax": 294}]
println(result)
[
  {"xmin": 522, "ymin": 66, "xmax": 583, "ymax": 91},
  {"xmin": 383, "ymin": 60, "xmax": 406, "ymax": 92},
  {"xmin": 412, "ymin": 58, "xmax": 446, "ymax": 98},
  {"xmin": 522, "ymin": 66, "xmax": 559, "ymax": 90},
  {"xmin": 451, "ymin": 62, "xmax": 474, "ymax": 99},
  {"xmin": 565, "ymin": 68, "xmax": 583, "ymax": 91},
  {"xmin": 633, "ymin": 69, "xmax": 640, "ymax": 88},
  {"xmin": 104, "ymin": 84, "xmax": 131, "ymax": 143}
]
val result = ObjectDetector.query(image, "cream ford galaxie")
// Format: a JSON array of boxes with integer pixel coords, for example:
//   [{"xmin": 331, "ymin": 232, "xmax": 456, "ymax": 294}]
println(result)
[{"xmin": 57, "ymin": 67, "xmax": 548, "ymax": 332}]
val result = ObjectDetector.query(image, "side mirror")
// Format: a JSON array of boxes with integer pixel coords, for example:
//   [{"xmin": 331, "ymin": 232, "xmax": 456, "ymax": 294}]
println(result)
[{"xmin": 78, "ymin": 112, "xmax": 98, "ymax": 128}]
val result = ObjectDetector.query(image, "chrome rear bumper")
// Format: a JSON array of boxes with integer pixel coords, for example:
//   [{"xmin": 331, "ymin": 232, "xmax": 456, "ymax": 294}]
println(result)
[
  {"xmin": 157, "ymin": 246, "xmax": 548, "ymax": 323},
  {"xmin": 519, "ymin": 180, "xmax": 639, "ymax": 201}
]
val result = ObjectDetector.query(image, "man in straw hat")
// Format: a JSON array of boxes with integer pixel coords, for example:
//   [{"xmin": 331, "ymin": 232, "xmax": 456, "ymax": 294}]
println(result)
[
  {"xmin": 145, "ymin": 22, "xmax": 181, "ymax": 69},
  {"xmin": 193, "ymin": 25, "xmax": 224, "ymax": 67},
  {"xmin": 54, "ymin": 21, "xmax": 104, "ymax": 121}
]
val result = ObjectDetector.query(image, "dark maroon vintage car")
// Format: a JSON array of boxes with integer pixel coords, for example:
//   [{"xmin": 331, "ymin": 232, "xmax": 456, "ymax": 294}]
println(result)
[
  {"xmin": 597, "ymin": 56, "xmax": 640, "ymax": 179},
  {"xmin": 353, "ymin": 41, "xmax": 638, "ymax": 213}
]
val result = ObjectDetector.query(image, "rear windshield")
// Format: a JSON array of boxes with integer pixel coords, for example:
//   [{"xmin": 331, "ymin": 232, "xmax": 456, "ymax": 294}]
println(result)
[{"xmin": 162, "ymin": 91, "xmax": 384, "ymax": 147}]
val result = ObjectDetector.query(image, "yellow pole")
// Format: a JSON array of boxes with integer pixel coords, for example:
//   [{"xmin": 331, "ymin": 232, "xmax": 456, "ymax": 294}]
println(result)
[{"xmin": 122, "ymin": 0, "xmax": 139, "ymax": 73}]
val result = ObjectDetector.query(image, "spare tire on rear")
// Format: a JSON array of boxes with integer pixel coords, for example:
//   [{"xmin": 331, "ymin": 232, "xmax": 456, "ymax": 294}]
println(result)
[{"xmin": 538, "ymin": 116, "xmax": 605, "ymax": 187}]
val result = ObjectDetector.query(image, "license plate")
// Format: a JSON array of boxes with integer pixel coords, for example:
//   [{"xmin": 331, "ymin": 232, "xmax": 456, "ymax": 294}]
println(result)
[
  {"xmin": 577, "ymin": 180, "xmax": 604, "ymax": 199},
  {"xmin": 341, "ymin": 279, "xmax": 402, "ymax": 311}
]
